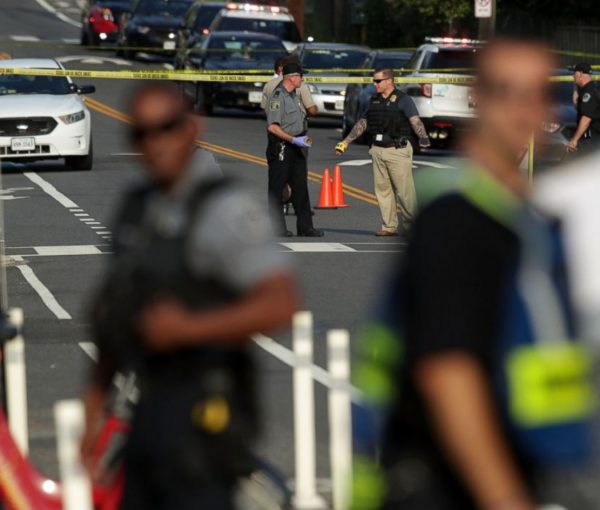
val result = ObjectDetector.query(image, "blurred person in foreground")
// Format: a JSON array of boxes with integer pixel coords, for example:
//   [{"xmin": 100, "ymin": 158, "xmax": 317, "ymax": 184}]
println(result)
[
  {"xmin": 81, "ymin": 83, "xmax": 298, "ymax": 509},
  {"xmin": 352, "ymin": 35, "xmax": 596, "ymax": 510}
]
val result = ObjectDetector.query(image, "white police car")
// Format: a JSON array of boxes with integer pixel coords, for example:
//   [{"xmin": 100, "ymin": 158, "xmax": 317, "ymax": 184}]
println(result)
[
  {"xmin": 207, "ymin": 3, "xmax": 301, "ymax": 52},
  {"xmin": 398, "ymin": 37, "xmax": 482, "ymax": 147},
  {"xmin": 0, "ymin": 59, "xmax": 95, "ymax": 170}
]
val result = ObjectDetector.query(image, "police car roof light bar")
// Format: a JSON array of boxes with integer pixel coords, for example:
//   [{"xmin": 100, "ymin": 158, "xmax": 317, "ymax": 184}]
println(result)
[
  {"xmin": 425, "ymin": 37, "xmax": 485, "ymax": 46},
  {"xmin": 225, "ymin": 2, "xmax": 287, "ymax": 14}
]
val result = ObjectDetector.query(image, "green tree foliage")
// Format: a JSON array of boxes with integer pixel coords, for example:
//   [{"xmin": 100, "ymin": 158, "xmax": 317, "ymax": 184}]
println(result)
[{"xmin": 401, "ymin": 0, "xmax": 471, "ymax": 33}]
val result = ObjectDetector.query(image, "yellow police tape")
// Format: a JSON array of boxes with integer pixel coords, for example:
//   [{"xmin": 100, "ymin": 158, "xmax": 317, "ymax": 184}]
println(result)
[
  {"xmin": 0, "ymin": 66, "xmax": 475, "ymax": 84},
  {"xmin": 0, "ymin": 66, "xmax": 596, "ymax": 84}
]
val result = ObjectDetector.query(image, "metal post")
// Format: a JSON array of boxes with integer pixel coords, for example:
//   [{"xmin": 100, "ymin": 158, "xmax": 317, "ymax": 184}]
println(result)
[
  {"xmin": 478, "ymin": 0, "xmax": 497, "ymax": 41},
  {"xmin": 55, "ymin": 400, "xmax": 93, "ymax": 510},
  {"xmin": 0, "ymin": 158, "xmax": 9, "ymax": 310},
  {"xmin": 5, "ymin": 307, "xmax": 28, "ymax": 454},
  {"xmin": 327, "ymin": 330, "xmax": 352, "ymax": 510},
  {"xmin": 292, "ymin": 311, "xmax": 326, "ymax": 510}
]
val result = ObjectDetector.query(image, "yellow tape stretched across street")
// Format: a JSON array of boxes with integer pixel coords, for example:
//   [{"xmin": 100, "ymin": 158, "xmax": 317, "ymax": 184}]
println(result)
[{"xmin": 0, "ymin": 66, "xmax": 477, "ymax": 84}]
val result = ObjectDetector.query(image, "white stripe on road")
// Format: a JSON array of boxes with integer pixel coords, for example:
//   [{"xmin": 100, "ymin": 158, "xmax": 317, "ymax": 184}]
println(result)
[
  {"xmin": 34, "ymin": 245, "xmax": 102, "ymax": 256},
  {"xmin": 10, "ymin": 35, "xmax": 40, "ymax": 42},
  {"xmin": 23, "ymin": 172, "xmax": 79, "ymax": 209},
  {"xmin": 281, "ymin": 243, "xmax": 356, "ymax": 253},
  {"xmin": 32, "ymin": 0, "xmax": 82, "ymax": 27},
  {"xmin": 78, "ymin": 335, "xmax": 362, "ymax": 402},
  {"xmin": 12, "ymin": 256, "xmax": 72, "ymax": 320},
  {"xmin": 414, "ymin": 160, "xmax": 454, "ymax": 169},
  {"xmin": 79, "ymin": 342, "xmax": 98, "ymax": 362},
  {"xmin": 61, "ymin": 38, "xmax": 80, "ymax": 44}
]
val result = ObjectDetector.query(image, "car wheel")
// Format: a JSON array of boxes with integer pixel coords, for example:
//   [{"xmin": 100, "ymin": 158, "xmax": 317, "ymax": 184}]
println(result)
[{"xmin": 65, "ymin": 139, "xmax": 93, "ymax": 171}]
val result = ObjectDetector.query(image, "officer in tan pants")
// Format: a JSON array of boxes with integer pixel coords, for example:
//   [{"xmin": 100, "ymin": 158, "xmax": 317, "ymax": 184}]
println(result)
[{"xmin": 336, "ymin": 68, "xmax": 431, "ymax": 236}]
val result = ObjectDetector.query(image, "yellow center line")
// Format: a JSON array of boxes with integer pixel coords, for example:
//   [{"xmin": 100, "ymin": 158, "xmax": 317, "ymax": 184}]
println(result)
[{"xmin": 86, "ymin": 97, "xmax": 380, "ymax": 206}]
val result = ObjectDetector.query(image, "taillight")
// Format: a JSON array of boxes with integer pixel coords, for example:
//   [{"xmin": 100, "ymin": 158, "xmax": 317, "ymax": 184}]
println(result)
[{"xmin": 420, "ymin": 83, "xmax": 432, "ymax": 98}]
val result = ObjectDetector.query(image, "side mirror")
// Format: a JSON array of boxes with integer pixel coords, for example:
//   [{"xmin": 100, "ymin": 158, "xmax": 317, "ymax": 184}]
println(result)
[{"xmin": 78, "ymin": 85, "xmax": 96, "ymax": 95}]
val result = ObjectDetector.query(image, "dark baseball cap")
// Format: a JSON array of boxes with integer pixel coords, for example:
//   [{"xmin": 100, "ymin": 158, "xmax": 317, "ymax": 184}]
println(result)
[
  {"xmin": 573, "ymin": 63, "xmax": 592, "ymax": 74},
  {"xmin": 282, "ymin": 62, "xmax": 306, "ymax": 76}
]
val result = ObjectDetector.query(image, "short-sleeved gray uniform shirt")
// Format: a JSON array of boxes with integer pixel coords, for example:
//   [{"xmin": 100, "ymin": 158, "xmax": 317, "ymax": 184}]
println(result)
[
  {"xmin": 266, "ymin": 85, "xmax": 307, "ymax": 137},
  {"xmin": 135, "ymin": 149, "xmax": 290, "ymax": 292}
]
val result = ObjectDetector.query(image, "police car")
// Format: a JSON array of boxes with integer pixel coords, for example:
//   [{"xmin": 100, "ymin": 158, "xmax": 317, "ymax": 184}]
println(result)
[
  {"xmin": 399, "ymin": 37, "xmax": 482, "ymax": 147},
  {"xmin": 0, "ymin": 59, "xmax": 95, "ymax": 170},
  {"xmin": 207, "ymin": 2, "xmax": 301, "ymax": 51}
]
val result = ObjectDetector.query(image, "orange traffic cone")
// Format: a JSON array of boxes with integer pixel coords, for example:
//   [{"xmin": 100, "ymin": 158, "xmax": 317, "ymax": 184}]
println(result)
[
  {"xmin": 332, "ymin": 165, "xmax": 349, "ymax": 208},
  {"xmin": 315, "ymin": 168, "xmax": 336, "ymax": 209}
]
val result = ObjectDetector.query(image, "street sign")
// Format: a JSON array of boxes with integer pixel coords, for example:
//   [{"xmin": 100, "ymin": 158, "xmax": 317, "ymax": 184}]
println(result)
[{"xmin": 475, "ymin": 0, "xmax": 492, "ymax": 18}]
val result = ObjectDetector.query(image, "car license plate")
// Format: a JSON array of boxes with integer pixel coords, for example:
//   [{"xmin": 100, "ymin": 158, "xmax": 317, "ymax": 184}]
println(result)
[
  {"xmin": 11, "ymin": 137, "xmax": 35, "ymax": 152},
  {"xmin": 335, "ymin": 99, "xmax": 344, "ymax": 111},
  {"xmin": 248, "ymin": 91, "xmax": 262, "ymax": 104},
  {"xmin": 163, "ymin": 41, "xmax": 176, "ymax": 50}
]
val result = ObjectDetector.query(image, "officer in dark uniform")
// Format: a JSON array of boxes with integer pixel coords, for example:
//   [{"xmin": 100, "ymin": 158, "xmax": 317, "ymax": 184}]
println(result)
[
  {"xmin": 81, "ymin": 83, "xmax": 298, "ymax": 510},
  {"xmin": 335, "ymin": 68, "xmax": 431, "ymax": 236},
  {"xmin": 567, "ymin": 62, "xmax": 600, "ymax": 154},
  {"xmin": 266, "ymin": 62, "xmax": 323, "ymax": 237}
]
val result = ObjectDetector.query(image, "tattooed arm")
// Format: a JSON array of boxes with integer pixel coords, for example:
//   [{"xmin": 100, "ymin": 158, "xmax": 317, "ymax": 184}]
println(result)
[
  {"xmin": 336, "ymin": 118, "xmax": 368, "ymax": 155},
  {"xmin": 409, "ymin": 116, "xmax": 431, "ymax": 148},
  {"xmin": 344, "ymin": 118, "xmax": 368, "ymax": 145}
]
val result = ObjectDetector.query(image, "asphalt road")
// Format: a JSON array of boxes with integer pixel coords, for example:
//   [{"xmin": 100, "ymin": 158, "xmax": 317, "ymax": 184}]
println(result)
[{"xmin": 0, "ymin": 2, "xmax": 597, "ymax": 508}]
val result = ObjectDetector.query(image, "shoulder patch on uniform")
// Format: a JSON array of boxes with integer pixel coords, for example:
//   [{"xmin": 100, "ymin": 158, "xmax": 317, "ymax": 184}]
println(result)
[
  {"xmin": 270, "ymin": 101, "xmax": 280, "ymax": 111},
  {"xmin": 583, "ymin": 93, "xmax": 591, "ymax": 103}
]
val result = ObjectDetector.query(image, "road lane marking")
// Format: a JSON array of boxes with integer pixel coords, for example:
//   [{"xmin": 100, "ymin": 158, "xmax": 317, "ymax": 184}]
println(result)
[
  {"xmin": 11, "ymin": 256, "xmax": 71, "ymax": 319},
  {"xmin": 79, "ymin": 334, "xmax": 362, "ymax": 402},
  {"xmin": 32, "ymin": 0, "xmax": 82, "ymax": 27},
  {"xmin": 22, "ymin": 172, "xmax": 113, "ymax": 236},
  {"xmin": 23, "ymin": 172, "xmax": 79, "ymax": 208},
  {"xmin": 9, "ymin": 35, "xmax": 40, "ymax": 42},
  {"xmin": 34, "ymin": 245, "xmax": 102, "ymax": 256},
  {"xmin": 281, "ymin": 243, "xmax": 356, "ymax": 253}
]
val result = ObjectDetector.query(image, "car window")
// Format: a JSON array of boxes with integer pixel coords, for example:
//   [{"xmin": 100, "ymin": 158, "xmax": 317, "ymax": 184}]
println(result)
[
  {"xmin": 422, "ymin": 49, "xmax": 477, "ymax": 73},
  {"xmin": 372, "ymin": 57, "xmax": 411, "ymax": 69},
  {"xmin": 194, "ymin": 5, "xmax": 223, "ymax": 30},
  {"xmin": 135, "ymin": 0, "xmax": 191, "ymax": 16},
  {"xmin": 0, "ymin": 75, "xmax": 72, "ymax": 95},
  {"xmin": 301, "ymin": 49, "xmax": 368, "ymax": 69},
  {"xmin": 217, "ymin": 17, "xmax": 301, "ymax": 42},
  {"xmin": 206, "ymin": 37, "xmax": 285, "ymax": 61}
]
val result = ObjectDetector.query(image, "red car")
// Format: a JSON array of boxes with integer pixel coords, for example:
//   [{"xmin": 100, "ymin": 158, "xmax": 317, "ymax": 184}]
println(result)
[{"xmin": 80, "ymin": 0, "xmax": 130, "ymax": 46}]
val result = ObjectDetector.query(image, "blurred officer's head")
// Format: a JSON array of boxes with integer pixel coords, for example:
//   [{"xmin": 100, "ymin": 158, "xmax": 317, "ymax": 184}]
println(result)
[
  {"xmin": 573, "ymin": 63, "xmax": 592, "ymax": 87},
  {"xmin": 373, "ymin": 68, "xmax": 395, "ymax": 96},
  {"xmin": 474, "ymin": 37, "xmax": 554, "ymax": 157},
  {"xmin": 129, "ymin": 83, "xmax": 199, "ymax": 189}
]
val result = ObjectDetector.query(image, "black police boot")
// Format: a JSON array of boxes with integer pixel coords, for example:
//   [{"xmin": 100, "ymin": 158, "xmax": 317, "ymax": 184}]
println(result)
[{"xmin": 298, "ymin": 228, "xmax": 324, "ymax": 237}]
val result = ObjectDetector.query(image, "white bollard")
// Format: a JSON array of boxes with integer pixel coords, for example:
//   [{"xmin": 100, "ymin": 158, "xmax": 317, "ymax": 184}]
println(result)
[
  {"xmin": 5, "ymin": 307, "xmax": 29, "ymax": 455},
  {"xmin": 328, "ymin": 330, "xmax": 352, "ymax": 510},
  {"xmin": 54, "ymin": 400, "xmax": 93, "ymax": 510},
  {"xmin": 292, "ymin": 311, "xmax": 327, "ymax": 510}
]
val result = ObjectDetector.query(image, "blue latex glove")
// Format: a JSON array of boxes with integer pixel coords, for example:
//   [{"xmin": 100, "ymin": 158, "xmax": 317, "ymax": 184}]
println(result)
[{"xmin": 291, "ymin": 135, "xmax": 312, "ymax": 148}]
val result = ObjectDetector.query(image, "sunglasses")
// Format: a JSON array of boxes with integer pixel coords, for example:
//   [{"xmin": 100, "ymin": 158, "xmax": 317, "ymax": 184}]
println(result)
[
  {"xmin": 130, "ymin": 115, "xmax": 186, "ymax": 142},
  {"xmin": 373, "ymin": 78, "xmax": 390, "ymax": 84}
]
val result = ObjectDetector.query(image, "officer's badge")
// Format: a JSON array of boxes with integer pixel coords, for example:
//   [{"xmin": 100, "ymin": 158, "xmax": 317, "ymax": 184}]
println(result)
[
  {"xmin": 390, "ymin": 95, "xmax": 397, "ymax": 103},
  {"xmin": 270, "ymin": 101, "xmax": 280, "ymax": 111},
  {"xmin": 583, "ymin": 93, "xmax": 591, "ymax": 103}
]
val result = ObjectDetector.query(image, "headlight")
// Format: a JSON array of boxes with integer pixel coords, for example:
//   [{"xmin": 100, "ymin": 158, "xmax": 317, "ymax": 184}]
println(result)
[
  {"xmin": 541, "ymin": 121, "xmax": 561, "ymax": 134},
  {"xmin": 307, "ymin": 84, "xmax": 318, "ymax": 94},
  {"xmin": 59, "ymin": 111, "xmax": 85, "ymax": 124},
  {"xmin": 136, "ymin": 25, "xmax": 151, "ymax": 34}
]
